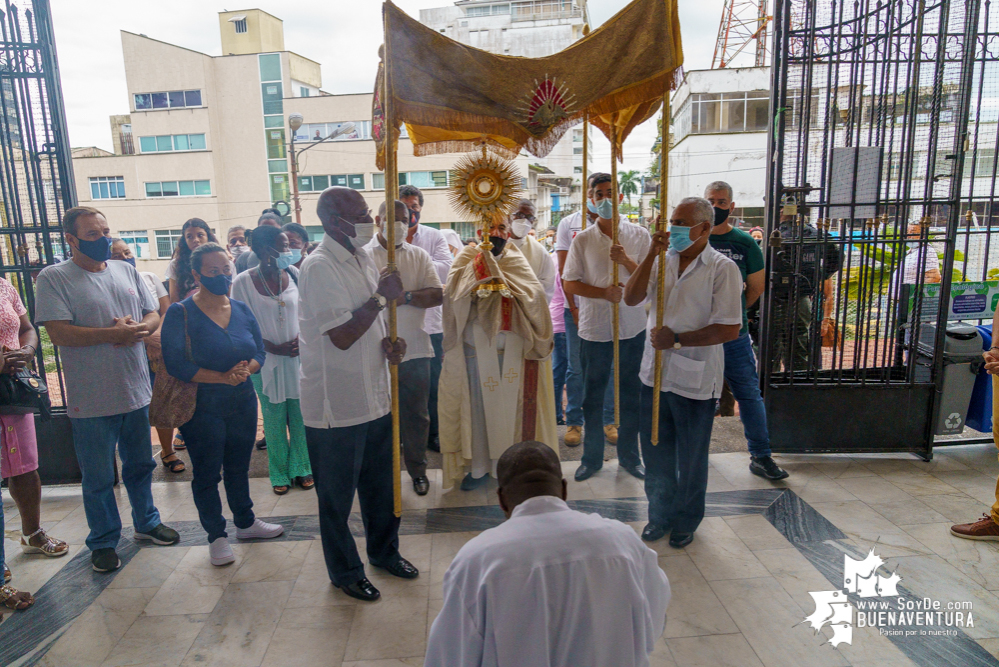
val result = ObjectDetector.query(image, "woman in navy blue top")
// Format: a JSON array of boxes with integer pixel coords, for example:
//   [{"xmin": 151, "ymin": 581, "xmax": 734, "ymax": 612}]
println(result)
[{"xmin": 161, "ymin": 243, "xmax": 283, "ymax": 566}]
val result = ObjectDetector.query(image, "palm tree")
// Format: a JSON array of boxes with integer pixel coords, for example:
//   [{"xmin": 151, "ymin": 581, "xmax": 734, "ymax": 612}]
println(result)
[{"xmin": 618, "ymin": 170, "xmax": 640, "ymax": 206}]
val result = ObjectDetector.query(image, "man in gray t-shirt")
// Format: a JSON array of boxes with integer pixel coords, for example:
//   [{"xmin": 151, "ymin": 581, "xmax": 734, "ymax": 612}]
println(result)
[{"xmin": 35, "ymin": 207, "xmax": 178, "ymax": 572}]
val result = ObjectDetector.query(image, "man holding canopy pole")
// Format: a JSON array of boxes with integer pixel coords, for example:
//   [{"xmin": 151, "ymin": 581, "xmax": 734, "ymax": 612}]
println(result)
[
  {"xmin": 563, "ymin": 173, "xmax": 650, "ymax": 482},
  {"xmin": 624, "ymin": 196, "xmax": 742, "ymax": 548}
]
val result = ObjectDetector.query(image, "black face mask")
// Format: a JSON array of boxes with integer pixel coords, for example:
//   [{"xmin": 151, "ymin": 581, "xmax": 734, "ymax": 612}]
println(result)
[
  {"xmin": 713, "ymin": 207, "xmax": 731, "ymax": 226},
  {"xmin": 489, "ymin": 236, "xmax": 506, "ymax": 257}
]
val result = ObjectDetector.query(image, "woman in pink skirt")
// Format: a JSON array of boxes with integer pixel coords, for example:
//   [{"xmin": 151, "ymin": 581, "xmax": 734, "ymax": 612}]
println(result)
[{"xmin": 0, "ymin": 276, "xmax": 68, "ymax": 585}]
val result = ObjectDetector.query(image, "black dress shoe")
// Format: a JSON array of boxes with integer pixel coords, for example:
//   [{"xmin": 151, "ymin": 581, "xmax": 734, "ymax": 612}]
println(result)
[
  {"xmin": 669, "ymin": 531, "xmax": 694, "ymax": 549},
  {"xmin": 557, "ymin": 416, "xmax": 566, "ymax": 426},
  {"xmin": 337, "ymin": 577, "xmax": 380, "ymax": 602},
  {"xmin": 622, "ymin": 463, "xmax": 646, "ymax": 480},
  {"xmin": 372, "ymin": 556, "xmax": 420, "ymax": 579},
  {"xmin": 427, "ymin": 435, "xmax": 440, "ymax": 453},
  {"xmin": 413, "ymin": 476, "xmax": 430, "ymax": 496},
  {"xmin": 255, "ymin": 437, "xmax": 267, "ymax": 451},
  {"xmin": 641, "ymin": 523, "xmax": 669, "ymax": 542},
  {"xmin": 574, "ymin": 463, "xmax": 601, "ymax": 482}
]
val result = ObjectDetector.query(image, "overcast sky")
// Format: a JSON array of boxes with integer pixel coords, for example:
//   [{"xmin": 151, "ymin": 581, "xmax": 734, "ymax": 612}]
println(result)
[{"xmin": 51, "ymin": 0, "xmax": 735, "ymax": 176}]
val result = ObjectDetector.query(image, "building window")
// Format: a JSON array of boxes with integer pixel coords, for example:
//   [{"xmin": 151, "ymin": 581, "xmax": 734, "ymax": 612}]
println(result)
[
  {"xmin": 683, "ymin": 91, "xmax": 770, "ymax": 135},
  {"xmin": 400, "ymin": 171, "xmax": 448, "ymax": 189},
  {"xmin": 466, "ymin": 3, "xmax": 509, "ymax": 16},
  {"xmin": 234, "ymin": 18, "xmax": 247, "ymax": 33},
  {"xmin": 120, "ymin": 231, "xmax": 150, "ymax": 258},
  {"xmin": 154, "ymin": 230, "xmax": 184, "ymax": 258},
  {"xmin": 573, "ymin": 166, "xmax": 582, "ymax": 174},
  {"xmin": 266, "ymin": 129, "xmax": 286, "ymax": 159},
  {"xmin": 90, "ymin": 176, "xmax": 125, "ymax": 200},
  {"xmin": 293, "ymin": 121, "xmax": 372, "ymax": 143},
  {"xmin": 145, "ymin": 180, "xmax": 211, "ymax": 198},
  {"xmin": 261, "ymin": 83, "xmax": 284, "ymax": 115},
  {"xmin": 298, "ymin": 174, "xmax": 365, "ymax": 192},
  {"xmin": 259, "ymin": 53, "xmax": 282, "ymax": 83},
  {"xmin": 573, "ymin": 146, "xmax": 583, "ymax": 155},
  {"xmin": 138, "ymin": 134, "xmax": 207, "ymax": 153},
  {"xmin": 134, "ymin": 90, "xmax": 202, "ymax": 111},
  {"xmin": 300, "ymin": 87, "xmax": 310, "ymax": 98}
]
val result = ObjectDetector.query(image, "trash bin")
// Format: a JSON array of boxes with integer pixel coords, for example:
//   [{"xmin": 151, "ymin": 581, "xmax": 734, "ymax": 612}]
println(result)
[
  {"xmin": 967, "ymin": 324, "xmax": 993, "ymax": 433},
  {"xmin": 915, "ymin": 322, "xmax": 984, "ymax": 435}
]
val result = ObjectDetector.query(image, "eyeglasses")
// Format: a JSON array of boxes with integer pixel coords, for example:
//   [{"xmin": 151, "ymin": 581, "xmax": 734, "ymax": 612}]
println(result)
[
  {"xmin": 337, "ymin": 210, "xmax": 373, "ymax": 227},
  {"xmin": 513, "ymin": 213, "xmax": 536, "ymax": 223}
]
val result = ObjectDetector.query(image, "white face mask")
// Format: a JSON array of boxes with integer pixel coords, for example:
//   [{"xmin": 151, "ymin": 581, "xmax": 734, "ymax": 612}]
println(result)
[
  {"xmin": 229, "ymin": 244, "xmax": 247, "ymax": 256},
  {"xmin": 511, "ymin": 219, "xmax": 533, "ymax": 239},
  {"xmin": 349, "ymin": 222, "xmax": 376, "ymax": 248},
  {"xmin": 381, "ymin": 221, "xmax": 409, "ymax": 247}
]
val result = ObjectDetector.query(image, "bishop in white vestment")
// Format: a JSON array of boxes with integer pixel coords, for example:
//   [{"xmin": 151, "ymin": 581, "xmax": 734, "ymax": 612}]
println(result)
[{"xmin": 438, "ymin": 218, "xmax": 557, "ymax": 490}]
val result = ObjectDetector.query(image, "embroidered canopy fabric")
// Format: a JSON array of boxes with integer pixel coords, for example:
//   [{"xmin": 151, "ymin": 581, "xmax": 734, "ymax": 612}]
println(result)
[{"xmin": 374, "ymin": 0, "xmax": 683, "ymax": 168}]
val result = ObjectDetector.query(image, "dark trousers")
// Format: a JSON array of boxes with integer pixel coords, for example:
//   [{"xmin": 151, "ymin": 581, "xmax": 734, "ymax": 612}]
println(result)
[
  {"xmin": 178, "ymin": 383, "xmax": 258, "ymax": 543},
  {"xmin": 428, "ymin": 332, "xmax": 444, "ymax": 441},
  {"xmin": 640, "ymin": 385, "xmax": 716, "ymax": 533},
  {"xmin": 579, "ymin": 331, "xmax": 645, "ymax": 469},
  {"xmin": 398, "ymin": 357, "xmax": 431, "ymax": 478},
  {"xmin": 552, "ymin": 332, "xmax": 568, "ymax": 422},
  {"xmin": 305, "ymin": 413, "xmax": 401, "ymax": 587}
]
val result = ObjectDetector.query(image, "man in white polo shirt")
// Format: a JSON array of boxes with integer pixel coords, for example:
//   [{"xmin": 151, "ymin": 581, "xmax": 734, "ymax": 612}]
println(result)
[
  {"xmin": 563, "ymin": 173, "xmax": 650, "ymax": 483},
  {"xmin": 368, "ymin": 200, "xmax": 444, "ymax": 497},
  {"xmin": 299, "ymin": 187, "xmax": 419, "ymax": 602},
  {"xmin": 399, "ymin": 185, "xmax": 453, "ymax": 454},
  {"xmin": 624, "ymin": 197, "xmax": 742, "ymax": 549}
]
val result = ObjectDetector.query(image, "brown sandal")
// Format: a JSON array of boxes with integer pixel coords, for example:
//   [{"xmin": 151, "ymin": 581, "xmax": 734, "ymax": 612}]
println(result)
[
  {"xmin": 160, "ymin": 452, "xmax": 186, "ymax": 473},
  {"xmin": 20, "ymin": 528, "xmax": 69, "ymax": 558},
  {"xmin": 0, "ymin": 584, "xmax": 33, "ymax": 611}
]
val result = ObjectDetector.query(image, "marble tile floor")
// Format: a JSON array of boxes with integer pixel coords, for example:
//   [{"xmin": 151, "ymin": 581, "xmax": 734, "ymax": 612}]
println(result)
[{"xmin": 1, "ymin": 447, "xmax": 999, "ymax": 666}]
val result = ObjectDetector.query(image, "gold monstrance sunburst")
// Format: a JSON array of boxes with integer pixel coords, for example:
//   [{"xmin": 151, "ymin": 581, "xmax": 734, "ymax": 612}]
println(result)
[{"xmin": 448, "ymin": 146, "xmax": 522, "ymax": 298}]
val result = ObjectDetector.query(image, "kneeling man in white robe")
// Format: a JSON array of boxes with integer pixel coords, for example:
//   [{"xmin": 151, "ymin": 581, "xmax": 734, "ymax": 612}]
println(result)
[
  {"xmin": 425, "ymin": 441, "xmax": 671, "ymax": 667},
  {"xmin": 439, "ymin": 217, "xmax": 557, "ymax": 490}
]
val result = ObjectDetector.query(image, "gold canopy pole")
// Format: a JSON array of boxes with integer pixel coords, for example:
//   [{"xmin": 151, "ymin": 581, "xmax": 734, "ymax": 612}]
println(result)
[
  {"xmin": 580, "ymin": 24, "xmax": 590, "ymax": 231},
  {"xmin": 610, "ymin": 115, "xmax": 620, "ymax": 428},
  {"xmin": 581, "ymin": 114, "xmax": 588, "ymax": 231},
  {"xmin": 383, "ymin": 9, "xmax": 402, "ymax": 517},
  {"xmin": 651, "ymin": 92, "xmax": 671, "ymax": 446}
]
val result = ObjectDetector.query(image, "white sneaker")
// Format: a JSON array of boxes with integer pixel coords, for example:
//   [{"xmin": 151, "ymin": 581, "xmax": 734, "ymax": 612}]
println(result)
[
  {"xmin": 209, "ymin": 537, "xmax": 235, "ymax": 566},
  {"xmin": 235, "ymin": 518, "xmax": 284, "ymax": 540}
]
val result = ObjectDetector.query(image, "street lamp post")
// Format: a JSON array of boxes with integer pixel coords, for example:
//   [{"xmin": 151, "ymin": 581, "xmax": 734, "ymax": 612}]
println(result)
[{"xmin": 285, "ymin": 115, "xmax": 356, "ymax": 226}]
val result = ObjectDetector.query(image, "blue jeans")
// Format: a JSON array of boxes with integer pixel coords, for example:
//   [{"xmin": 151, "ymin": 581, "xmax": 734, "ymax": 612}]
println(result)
[
  {"xmin": 305, "ymin": 414, "xmax": 401, "ymax": 587},
  {"xmin": 563, "ymin": 308, "xmax": 614, "ymax": 426},
  {"xmin": 640, "ymin": 385, "xmax": 716, "ymax": 533},
  {"xmin": 69, "ymin": 406, "xmax": 161, "ymax": 551},
  {"xmin": 178, "ymin": 383, "xmax": 258, "ymax": 543},
  {"xmin": 580, "ymin": 331, "xmax": 645, "ymax": 469},
  {"xmin": 723, "ymin": 333, "xmax": 771, "ymax": 458},
  {"xmin": 552, "ymin": 332, "xmax": 568, "ymax": 421}
]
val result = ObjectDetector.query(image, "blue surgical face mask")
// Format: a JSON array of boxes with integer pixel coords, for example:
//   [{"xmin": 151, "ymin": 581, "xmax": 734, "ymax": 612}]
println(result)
[
  {"xmin": 592, "ymin": 198, "xmax": 615, "ymax": 220},
  {"xmin": 287, "ymin": 248, "xmax": 302, "ymax": 265},
  {"xmin": 74, "ymin": 235, "xmax": 112, "ymax": 263},
  {"xmin": 586, "ymin": 200, "xmax": 599, "ymax": 215},
  {"xmin": 669, "ymin": 225, "xmax": 695, "ymax": 252},
  {"xmin": 199, "ymin": 272, "xmax": 232, "ymax": 296},
  {"xmin": 275, "ymin": 251, "xmax": 296, "ymax": 270}
]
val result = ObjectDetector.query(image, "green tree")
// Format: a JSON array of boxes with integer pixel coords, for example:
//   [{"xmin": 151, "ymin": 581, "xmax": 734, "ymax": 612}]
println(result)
[{"xmin": 619, "ymin": 170, "xmax": 640, "ymax": 206}]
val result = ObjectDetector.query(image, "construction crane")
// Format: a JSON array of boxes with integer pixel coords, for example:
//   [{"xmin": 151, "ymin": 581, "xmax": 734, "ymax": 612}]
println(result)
[{"xmin": 712, "ymin": 0, "xmax": 772, "ymax": 69}]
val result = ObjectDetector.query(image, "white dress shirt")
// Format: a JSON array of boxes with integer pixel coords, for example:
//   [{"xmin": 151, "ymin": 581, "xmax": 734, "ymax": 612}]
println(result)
[
  {"xmin": 231, "ymin": 267, "xmax": 301, "ymax": 403},
  {"xmin": 639, "ymin": 245, "xmax": 743, "ymax": 401},
  {"xmin": 298, "ymin": 234, "xmax": 389, "ymax": 428},
  {"xmin": 511, "ymin": 233, "xmax": 557, "ymax": 302},
  {"xmin": 425, "ymin": 495, "xmax": 670, "ymax": 667},
  {"xmin": 561, "ymin": 220, "xmax": 651, "ymax": 342},
  {"xmin": 409, "ymin": 224, "xmax": 453, "ymax": 336},
  {"xmin": 554, "ymin": 210, "xmax": 584, "ymax": 253},
  {"xmin": 365, "ymin": 239, "xmax": 442, "ymax": 362}
]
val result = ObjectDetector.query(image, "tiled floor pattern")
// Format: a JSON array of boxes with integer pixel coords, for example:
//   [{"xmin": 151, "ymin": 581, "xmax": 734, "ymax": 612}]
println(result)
[{"xmin": 1, "ymin": 446, "xmax": 999, "ymax": 666}]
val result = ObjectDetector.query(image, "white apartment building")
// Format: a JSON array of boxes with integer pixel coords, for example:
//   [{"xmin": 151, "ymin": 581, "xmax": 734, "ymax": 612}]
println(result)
[
  {"xmin": 668, "ymin": 67, "xmax": 770, "ymax": 229},
  {"xmin": 71, "ymin": 4, "xmax": 587, "ymax": 274}
]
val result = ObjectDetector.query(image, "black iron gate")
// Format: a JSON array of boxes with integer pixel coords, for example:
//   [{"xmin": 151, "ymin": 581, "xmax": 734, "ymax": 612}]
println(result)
[
  {"xmin": 762, "ymin": 0, "xmax": 998, "ymax": 456},
  {"xmin": 0, "ymin": 0, "xmax": 74, "ymax": 411}
]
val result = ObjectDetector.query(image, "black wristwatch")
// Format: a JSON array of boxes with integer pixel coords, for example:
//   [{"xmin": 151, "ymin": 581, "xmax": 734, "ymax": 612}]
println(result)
[{"xmin": 404, "ymin": 291, "xmax": 413, "ymax": 305}]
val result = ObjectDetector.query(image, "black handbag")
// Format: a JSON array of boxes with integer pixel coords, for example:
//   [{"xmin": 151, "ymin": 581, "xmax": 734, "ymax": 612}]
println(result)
[{"xmin": 0, "ymin": 367, "xmax": 51, "ymax": 419}]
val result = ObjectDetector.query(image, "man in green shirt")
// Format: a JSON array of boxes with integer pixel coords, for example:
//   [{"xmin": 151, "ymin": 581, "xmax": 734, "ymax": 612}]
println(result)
[{"xmin": 706, "ymin": 181, "xmax": 788, "ymax": 481}]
